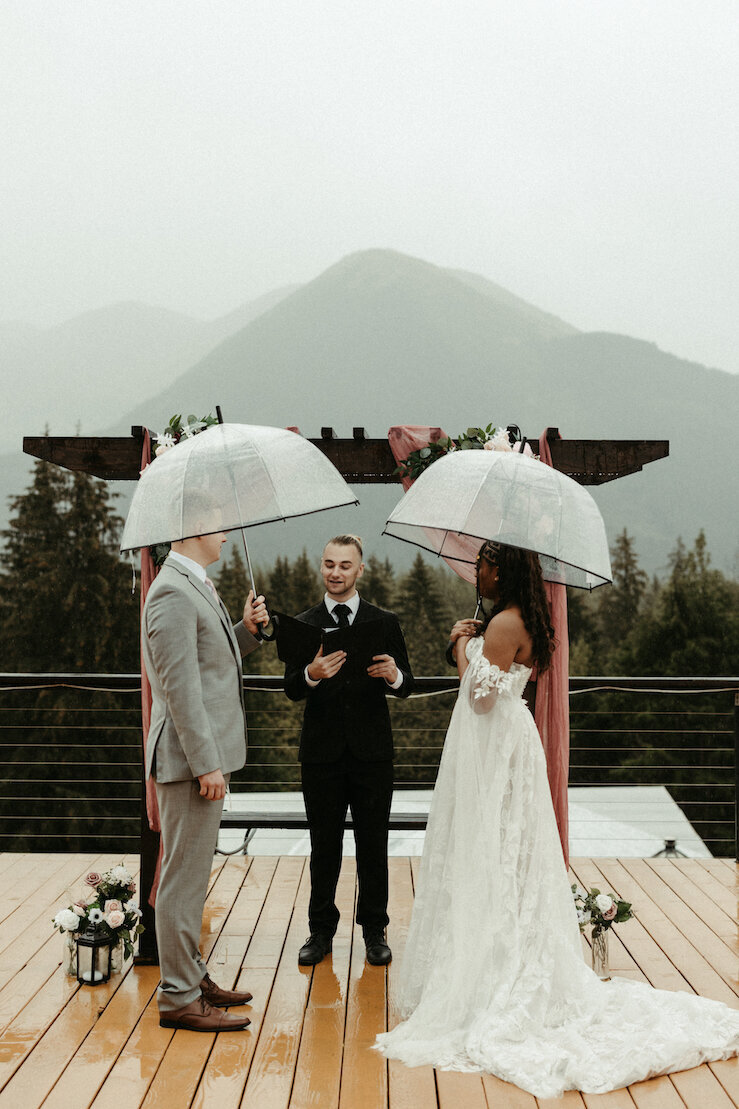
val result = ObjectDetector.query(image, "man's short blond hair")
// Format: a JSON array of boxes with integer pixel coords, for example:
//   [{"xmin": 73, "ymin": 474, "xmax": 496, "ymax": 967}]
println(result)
[{"xmin": 324, "ymin": 534, "xmax": 363, "ymax": 559}]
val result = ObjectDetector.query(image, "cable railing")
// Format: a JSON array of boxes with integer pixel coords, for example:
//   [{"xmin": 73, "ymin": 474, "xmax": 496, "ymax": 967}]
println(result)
[{"xmin": 0, "ymin": 673, "xmax": 736, "ymax": 857}]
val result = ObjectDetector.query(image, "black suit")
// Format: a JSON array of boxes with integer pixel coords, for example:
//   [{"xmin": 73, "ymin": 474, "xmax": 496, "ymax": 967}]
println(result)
[{"xmin": 284, "ymin": 597, "xmax": 414, "ymax": 934}]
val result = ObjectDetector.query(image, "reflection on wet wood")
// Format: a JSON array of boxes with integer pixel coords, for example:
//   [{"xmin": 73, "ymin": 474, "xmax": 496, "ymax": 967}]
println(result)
[
  {"xmin": 289, "ymin": 858, "xmax": 355, "ymax": 1108},
  {"xmin": 0, "ymin": 854, "xmax": 735, "ymax": 1109}
]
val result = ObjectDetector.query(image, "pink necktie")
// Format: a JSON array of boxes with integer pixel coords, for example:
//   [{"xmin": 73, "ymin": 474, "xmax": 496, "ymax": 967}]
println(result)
[{"xmin": 204, "ymin": 577, "xmax": 218, "ymax": 601}]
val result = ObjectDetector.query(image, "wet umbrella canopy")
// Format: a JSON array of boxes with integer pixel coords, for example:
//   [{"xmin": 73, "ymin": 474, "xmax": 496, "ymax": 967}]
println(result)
[
  {"xmin": 120, "ymin": 423, "xmax": 358, "ymax": 552},
  {"xmin": 383, "ymin": 449, "xmax": 612, "ymax": 590}
]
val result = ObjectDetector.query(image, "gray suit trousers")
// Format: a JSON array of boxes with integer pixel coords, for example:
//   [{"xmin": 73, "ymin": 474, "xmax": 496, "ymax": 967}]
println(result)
[{"xmin": 154, "ymin": 776, "xmax": 228, "ymax": 1013}]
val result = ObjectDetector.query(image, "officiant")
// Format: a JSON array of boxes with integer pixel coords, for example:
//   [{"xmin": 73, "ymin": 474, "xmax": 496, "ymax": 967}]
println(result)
[{"xmin": 283, "ymin": 534, "xmax": 414, "ymax": 967}]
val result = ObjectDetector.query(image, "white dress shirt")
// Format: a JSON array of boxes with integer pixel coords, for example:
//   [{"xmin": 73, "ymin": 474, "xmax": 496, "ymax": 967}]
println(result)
[
  {"xmin": 167, "ymin": 550, "xmax": 207, "ymax": 583},
  {"xmin": 305, "ymin": 592, "xmax": 403, "ymax": 689}
]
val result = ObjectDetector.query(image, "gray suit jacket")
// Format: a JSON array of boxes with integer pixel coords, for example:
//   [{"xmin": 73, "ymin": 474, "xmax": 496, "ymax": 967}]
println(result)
[{"xmin": 142, "ymin": 558, "xmax": 260, "ymax": 783}]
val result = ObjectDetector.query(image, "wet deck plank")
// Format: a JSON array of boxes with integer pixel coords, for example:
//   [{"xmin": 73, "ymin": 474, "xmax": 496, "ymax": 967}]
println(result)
[{"xmin": 0, "ymin": 855, "xmax": 735, "ymax": 1109}]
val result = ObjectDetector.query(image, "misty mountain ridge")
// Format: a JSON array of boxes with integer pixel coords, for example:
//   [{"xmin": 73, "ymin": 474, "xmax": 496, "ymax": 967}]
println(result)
[
  {"xmin": 4, "ymin": 248, "xmax": 737, "ymax": 576},
  {"xmin": 3, "ymin": 287, "xmax": 301, "ymax": 448}
]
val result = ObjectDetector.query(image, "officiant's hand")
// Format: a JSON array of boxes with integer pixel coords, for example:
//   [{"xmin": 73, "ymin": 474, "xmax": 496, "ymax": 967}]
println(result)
[
  {"xmin": 367, "ymin": 654, "xmax": 398, "ymax": 684},
  {"xmin": 243, "ymin": 590, "xmax": 269, "ymax": 635},
  {"xmin": 307, "ymin": 644, "xmax": 346, "ymax": 681}
]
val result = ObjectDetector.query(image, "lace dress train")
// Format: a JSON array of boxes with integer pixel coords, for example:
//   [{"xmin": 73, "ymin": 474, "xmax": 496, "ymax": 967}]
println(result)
[{"xmin": 375, "ymin": 638, "xmax": 739, "ymax": 1098}]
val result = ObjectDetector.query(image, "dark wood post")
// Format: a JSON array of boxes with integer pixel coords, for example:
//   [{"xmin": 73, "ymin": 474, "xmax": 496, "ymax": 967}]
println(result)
[
  {"xmin": 135, "ymin": 775, "xmax": 160, "ymax": 964},
  {"xmin": 734, "ymin": 692, "xmax": 739, "ymax": 862}
]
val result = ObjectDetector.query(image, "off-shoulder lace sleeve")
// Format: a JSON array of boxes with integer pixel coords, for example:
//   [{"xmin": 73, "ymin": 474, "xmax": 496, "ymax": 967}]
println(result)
[{"xmin": 465, "ymin": 642, "xmax": 516, "ymax": 712}]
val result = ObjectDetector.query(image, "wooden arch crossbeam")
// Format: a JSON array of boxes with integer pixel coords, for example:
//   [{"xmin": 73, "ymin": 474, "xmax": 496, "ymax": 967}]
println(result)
[{"xmin": 23, "ymin": 426, "xmax": 669, "ymax": 485}]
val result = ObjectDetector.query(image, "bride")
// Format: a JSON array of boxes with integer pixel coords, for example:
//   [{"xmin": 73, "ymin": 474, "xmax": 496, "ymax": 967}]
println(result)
[{"xmin": 376, "ymin": 540, "xmax": 739, "ymax": 1097}]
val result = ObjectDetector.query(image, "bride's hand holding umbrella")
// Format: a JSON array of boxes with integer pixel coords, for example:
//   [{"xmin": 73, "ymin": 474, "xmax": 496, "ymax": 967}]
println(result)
[{"xmin": 447, "ymin": 618, "xmax": 482, "ymax": 665}]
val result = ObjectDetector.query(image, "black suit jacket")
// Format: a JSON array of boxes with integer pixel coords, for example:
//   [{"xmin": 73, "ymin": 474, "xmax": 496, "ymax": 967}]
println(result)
[{"xmin": 284, "ymin": 598, "xmax": 414, "ymax": 763}]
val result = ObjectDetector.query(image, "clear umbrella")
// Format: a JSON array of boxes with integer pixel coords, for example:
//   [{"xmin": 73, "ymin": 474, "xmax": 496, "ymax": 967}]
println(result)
[
  {"xmin": 120, "ymin": 422, "xmax": 359, "ymax": 600},
  {"xmin": 383, "ymin": 448, "xmax": 611, "ymax": 589}
]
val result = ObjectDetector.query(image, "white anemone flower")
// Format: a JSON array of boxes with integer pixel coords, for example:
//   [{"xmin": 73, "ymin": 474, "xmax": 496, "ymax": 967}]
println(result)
[{"xmin": 180, "ymin": 420, "xmax": 205, "ymax": 439}]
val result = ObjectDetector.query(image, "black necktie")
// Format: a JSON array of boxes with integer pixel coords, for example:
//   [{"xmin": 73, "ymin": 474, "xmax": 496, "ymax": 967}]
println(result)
[{"xmin": 333, "ymin": 604, "xmax": 351, "ymax": 628}]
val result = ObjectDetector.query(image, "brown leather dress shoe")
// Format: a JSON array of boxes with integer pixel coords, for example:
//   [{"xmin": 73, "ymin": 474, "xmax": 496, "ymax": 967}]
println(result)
[
  {"xmin": 159, "ymin": 995, "xmax": 251, "ymax": 1031},
  {"xmin": 200, "ymin": 972, "xmax": 253, "ymax": 1007}
]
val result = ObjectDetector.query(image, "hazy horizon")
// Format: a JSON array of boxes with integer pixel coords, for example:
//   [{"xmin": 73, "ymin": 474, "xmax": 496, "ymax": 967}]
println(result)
[{"xmin": 2, "ymin": 1, "xmax": 737, "ymax": 374}]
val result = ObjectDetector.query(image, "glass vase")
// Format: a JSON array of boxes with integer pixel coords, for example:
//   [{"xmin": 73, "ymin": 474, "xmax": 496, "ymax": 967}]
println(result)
[{"xmin": 591, "ymin": 927, "xmax": 610, "ymax": 980}]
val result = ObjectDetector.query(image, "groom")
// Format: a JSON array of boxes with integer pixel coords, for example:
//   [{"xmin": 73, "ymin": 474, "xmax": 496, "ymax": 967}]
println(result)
[
  {"xmin": 284, "ymin": 534, "xmax": 414, "ymax": 966},
  {"xmin": 143, "ymin": 529, "xmax": 268, "ymax": 1031}
]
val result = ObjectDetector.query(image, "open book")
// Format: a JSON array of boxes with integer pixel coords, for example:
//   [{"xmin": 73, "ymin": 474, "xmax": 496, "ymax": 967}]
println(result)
[{"xmin": 273, "ymin": 612, "xmax": 386, "ymax": 680}]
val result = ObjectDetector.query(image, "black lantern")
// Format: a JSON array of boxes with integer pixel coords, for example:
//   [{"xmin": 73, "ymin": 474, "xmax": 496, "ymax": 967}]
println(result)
[{"xmin": 75, "ymin": 929, "xmax": 113, "ymax": 985}]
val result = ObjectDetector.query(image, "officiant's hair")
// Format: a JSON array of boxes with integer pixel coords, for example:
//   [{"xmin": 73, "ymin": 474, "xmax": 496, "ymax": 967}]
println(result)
[
  {"xmin": 325, "ymin": 534, "xmax": 363, "ymax": 559},
  {"xmin": 476, "ymin": 542, "xmax": 556, "ymax": 670}
]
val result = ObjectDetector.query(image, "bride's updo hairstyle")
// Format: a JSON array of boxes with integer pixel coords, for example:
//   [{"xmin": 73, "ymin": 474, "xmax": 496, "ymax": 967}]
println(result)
[{"xmin": 475, "ymin": 540, "xmax": 556, "ymax": 671}]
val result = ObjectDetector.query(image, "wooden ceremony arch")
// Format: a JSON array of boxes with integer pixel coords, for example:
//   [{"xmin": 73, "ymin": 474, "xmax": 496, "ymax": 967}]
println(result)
[{"xmin": 23, "ymin": 426, "xmax": 669, "ymax": 961}]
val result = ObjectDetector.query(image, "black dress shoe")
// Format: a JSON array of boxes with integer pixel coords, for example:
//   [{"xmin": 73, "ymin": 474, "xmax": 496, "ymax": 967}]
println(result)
[
  {"xmin": 364, "ymin": 930, "xmax": 392, "ymax": 966},
  {"xmin": 298, "ymin": 933, "xmax": 333, "ymax": 966}
]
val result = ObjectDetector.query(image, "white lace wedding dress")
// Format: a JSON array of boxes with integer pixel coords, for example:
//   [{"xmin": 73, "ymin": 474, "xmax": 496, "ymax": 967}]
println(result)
[{"xmin": 375, "ymin": 637, "xmax": 739, "ymax": 1097}]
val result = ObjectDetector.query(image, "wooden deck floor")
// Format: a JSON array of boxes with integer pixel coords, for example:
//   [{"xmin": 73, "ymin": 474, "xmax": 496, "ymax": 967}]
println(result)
[{"xmin": 0, "ymin": 853, "xmax": 736, "ymax": 1109}]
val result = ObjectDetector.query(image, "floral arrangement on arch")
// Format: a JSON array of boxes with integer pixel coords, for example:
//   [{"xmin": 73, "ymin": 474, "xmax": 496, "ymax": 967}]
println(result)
[
  {"xmin": 148, "ymin": 413, "xmax": 219, "ymax": 566},
  {"xmin": 52, "ymin": 864, "xmax": 144, "ymax": 960},
  {"xmin": 395, "ymin": 423, "xmax": 536, "ymax": 482},
  {"xmin": 572, "ymin": 884, "xmax": 633, "ymax": 937}
]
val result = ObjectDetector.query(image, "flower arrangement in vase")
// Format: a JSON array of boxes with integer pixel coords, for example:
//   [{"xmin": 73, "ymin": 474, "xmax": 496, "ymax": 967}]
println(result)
[
  {"xmin": 53, "ymin": 865, "xmax": 144, "ymax": 974},
  {"xmin": 572, "ymin": 884, "xmax": 633, "ymax": 980}
]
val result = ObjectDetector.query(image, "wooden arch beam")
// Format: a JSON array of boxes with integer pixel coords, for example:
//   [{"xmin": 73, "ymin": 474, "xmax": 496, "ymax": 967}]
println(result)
[{"xmin": 23, "ymin": 427, "xmax": 669, "ymax": 486}]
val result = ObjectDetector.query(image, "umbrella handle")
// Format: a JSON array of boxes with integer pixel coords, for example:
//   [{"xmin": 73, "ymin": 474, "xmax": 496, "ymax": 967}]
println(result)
[
  {"xmin": 253, "ymin": 597, "xmax": 276, "ymax": 642},
  {"xmin": 255, "ymin": 617, "xmax": 276, "ymax": 643}
]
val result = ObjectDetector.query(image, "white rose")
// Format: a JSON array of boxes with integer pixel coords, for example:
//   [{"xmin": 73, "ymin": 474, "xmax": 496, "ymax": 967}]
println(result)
[
  {"xmin": 54, "ymin": 909, "xmax": 81, "ymax": 932},
  {"xmin": 491, "ymin": 429, "xmax": 513, "ymax": 452},
  {"xmin": 595, "ymin": 894, "xmax": 614, "ymax": 914}
]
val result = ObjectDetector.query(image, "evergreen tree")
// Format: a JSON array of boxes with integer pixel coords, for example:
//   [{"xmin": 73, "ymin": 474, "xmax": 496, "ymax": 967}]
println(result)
[
  {"xmin": 395, "ymin": 553, "xmax": 446, "ymax": 674},
  {"xmin": 622, "ymin": 531, "xmax": 739, "ymax": 676},
  {"xmin": 267, "ymin": 555, "xmax": 295, "ymax": 614},
  {"xmin": 597, "ymin": 530, "xmax": 648, "ymax": 653},
  {"xmin": 0, "ymin": 459, "xmax": 70, "ymax": 670},
  {"xmin": 361, "ymin": 555, "xmax": 395, "ymax": 609},
  {"xmin": 566, "ymin": 586, "xmax": 599, "ymax": 673},
  {"xmin": 214, "ymin": 544, "xmax": 249, "ymax": 623},
  {"xmin": 0, "ymin": 457, "xmax": 138, "ymax": 672},
  {"xmin": 290, "ymin": 550, "xmax": 320, "ymax": 613},
  {"xmin": 0, "ymin": 453, "xmax": 141, "ymax": 850}
]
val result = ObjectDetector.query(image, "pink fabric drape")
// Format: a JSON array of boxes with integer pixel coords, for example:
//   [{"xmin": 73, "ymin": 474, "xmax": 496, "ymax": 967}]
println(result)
[
  {"xmin": 139, "ymin": 430, "xmax": 163, "ymax": 905},
  {"xmin": 533, "ymin": 429, "xmax": 570, "ymax": 866},
  {"xmin": 387, "ymin": 424, "xmax": 570, "ymax": 865}
]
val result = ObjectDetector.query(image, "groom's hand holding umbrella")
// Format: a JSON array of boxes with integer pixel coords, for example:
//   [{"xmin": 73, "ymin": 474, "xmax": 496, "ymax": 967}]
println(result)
[{"xmin": 242, "ymin": 589, "xmax": 270, "ymax": 636}]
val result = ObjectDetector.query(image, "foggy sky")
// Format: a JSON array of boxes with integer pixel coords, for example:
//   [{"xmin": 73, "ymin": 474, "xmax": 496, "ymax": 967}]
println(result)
[{"xmin": 2, "ymin": 0, "xmax": 737, "ymax": 373}]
